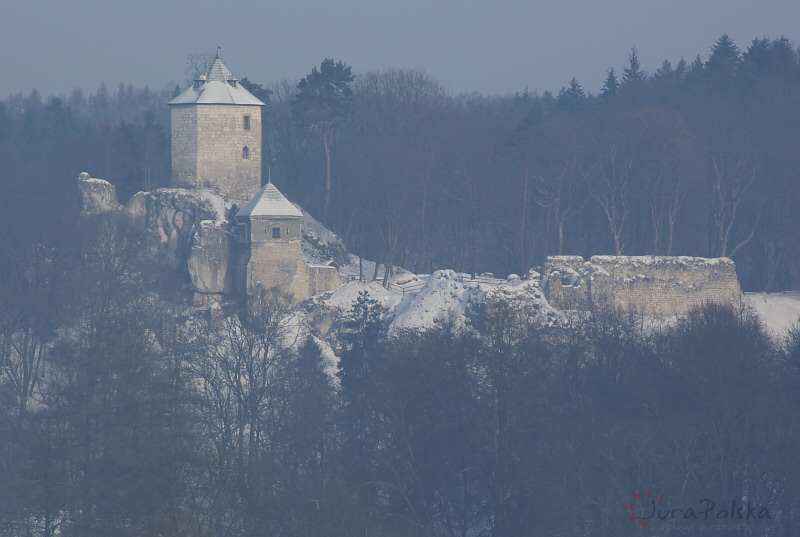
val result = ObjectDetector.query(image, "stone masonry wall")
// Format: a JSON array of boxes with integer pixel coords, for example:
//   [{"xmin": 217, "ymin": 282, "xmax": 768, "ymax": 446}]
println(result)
[
  {"xmin": 249, "ymin": 217, "xmax": 302, "ymax": 243},
  {"xmin": 172, "ymin": 104, "xmax": 261, "ymax": 200},
  {"xmin": 308, "ymin": 265, "xmax": 347, "ymax": 297},
  {"xmin": 242, "ymin": 240, "xmax": 311, "ymax": 301},
  {"xmin": 196, "ymin": 104, "xmax": 261, "ymax": 200},
  {"xmin": 171, "ymin": 106, "xmax": 198, "ymax": 188},
  {"xmin": 543, "ymin": 255, "xmax": 742, "ymax": 316},
  {"xmin": 541, "ymin": 256, "xmax": 592, "ymax": 311}
]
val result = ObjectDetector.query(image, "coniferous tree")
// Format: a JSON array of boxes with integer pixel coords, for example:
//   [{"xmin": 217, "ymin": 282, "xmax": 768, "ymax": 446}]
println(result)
[
  {"xmin": 556, "ymin": 78, "xmax": 586, "ymax": 111},
  {"xmin": 622, "ymin": 47, "xmax": 647, "ymax": 86},
  {"xmin": 292, "ymin": 59, "xmax": 355, "ymax": 223},
  {"xmin": 706, "ymin": 34, "xmax": 741, "ymax": 78},
  {"xmin": 600, "ymin": 67, "xmax": 619, "ymax": 98}
]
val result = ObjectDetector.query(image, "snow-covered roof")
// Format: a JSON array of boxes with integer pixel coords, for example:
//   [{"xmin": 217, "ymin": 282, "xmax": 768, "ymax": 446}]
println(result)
[
  {"xmin": 236, "ymin": 181, "xmax": 303, "ymax": 219},
  {"xmin": 168, "ymin": 58, "xmax": 264, "ymax": 106},
  {"xmin": 205, "ymin": 57, "xmax": 234, "ymax": 82}
]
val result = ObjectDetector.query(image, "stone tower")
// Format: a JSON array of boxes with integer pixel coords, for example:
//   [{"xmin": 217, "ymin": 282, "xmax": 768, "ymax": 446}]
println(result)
[
  {"xmin": 235, "ymin": 181, "xmax": 309, "ymax": 299},
  {"xmin": 168, "ymin": 55, "xmax": 263, "ymax": 200}
]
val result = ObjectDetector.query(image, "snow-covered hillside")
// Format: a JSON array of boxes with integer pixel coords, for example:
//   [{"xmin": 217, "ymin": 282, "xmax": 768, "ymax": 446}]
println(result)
[
  {"xmin": 744, "ymin": 292, "xmax": 800, "ymax": 336},
  {"xmin": 303, "ymin": 267, "xmax": 800, "ymax": 349},
  {"xmin": 305, "ymin": 269, "xmax": 560, "ymax": 340}
]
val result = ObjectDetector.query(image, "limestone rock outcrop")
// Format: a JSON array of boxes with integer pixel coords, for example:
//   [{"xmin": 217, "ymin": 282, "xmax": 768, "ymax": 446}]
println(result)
[
  {"xmin": 77, "ymin": 172, "xmax": 123, "ymax": 214},
  {"xmin": 188, "ymin": 220, "xmax": 235, "ymax": 294},
  {"xmin": 78, "ymin": 174, "xmax": 236, "ymax": 296},
  {"xmin": 126, "ymin": 189, "xmax": 234, "ymax": 294}
]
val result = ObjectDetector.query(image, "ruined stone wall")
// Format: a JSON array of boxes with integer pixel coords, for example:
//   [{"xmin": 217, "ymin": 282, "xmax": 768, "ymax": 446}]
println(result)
[
  {"xmin": 308, "ymin": 265, "xmax": 347, "ymax": 297},
  {"xmin": 542, "ymin": 255, "xmax": 742, "ymax": 316},
  {"xmin": 172, "ymin": 104, "xmax": 261, "ymax": 200},
  {"xmin": 541, "ymin": 256, "xmax": 594, "ymax": 311}
]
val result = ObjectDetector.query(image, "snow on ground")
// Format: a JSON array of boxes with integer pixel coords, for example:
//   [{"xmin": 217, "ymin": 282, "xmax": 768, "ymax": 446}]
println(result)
[
  {"xmin": 306, "ymin": 269, "xmax": 557, "ymax": 341},
  {"xmin": 299, "ymin": 206, "xmax": 395, "ymax": 279},
  {"xmin": 189, "ymin": 189, "xmax": 229, "ymax": 224},
  {"xmin": 145, "ymin": 187, "xmax": 230, "ymax": 225},
  {"xmin": 298, "ymin": 207, "xmax": 350, "ymax": 266},
  {"xmin": 745, "ymin": 292, "xmax": 800, "ymax": 337},
  {"xmin": 388, "ymin": 270, "xmax": 485, "ymax": 335}
]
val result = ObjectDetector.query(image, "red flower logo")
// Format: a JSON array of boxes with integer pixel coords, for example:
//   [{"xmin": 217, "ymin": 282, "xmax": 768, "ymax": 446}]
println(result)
[{"xmin": 624, "ymin": 487, "xmax": 663, "ymax": 529}]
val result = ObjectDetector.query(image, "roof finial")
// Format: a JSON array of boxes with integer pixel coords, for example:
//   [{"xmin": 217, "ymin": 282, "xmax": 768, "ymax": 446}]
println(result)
[
  {"xmin": 215, "ymin": 46, "xmax": 221, "ymax": 60},
  {"xmin": 268, "ymin": 167, "xmax": 272, "ymax": 184}
]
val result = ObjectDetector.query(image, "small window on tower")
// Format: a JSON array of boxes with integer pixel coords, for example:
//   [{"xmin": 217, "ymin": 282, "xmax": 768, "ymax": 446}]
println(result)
[
  {"xmin": 243, "ymin": 115, "xmax": 250, "ymax": 130},
  {"xmin": 272, "ymin": 227, "xmax": 281, "ymax": 239},
  {"xmin": 242, "ymin": 146, "xmax": 249, "ymax": 159}
]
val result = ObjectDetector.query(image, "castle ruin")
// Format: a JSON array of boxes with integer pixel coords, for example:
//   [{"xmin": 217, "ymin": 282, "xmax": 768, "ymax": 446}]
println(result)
[
  {"xmin": 166, "ymin": 56, "xmax": 344, "ymax": 302},
  {"xmin": 542, "ymin": 255, "xmax": 742, "ymax": 316}
]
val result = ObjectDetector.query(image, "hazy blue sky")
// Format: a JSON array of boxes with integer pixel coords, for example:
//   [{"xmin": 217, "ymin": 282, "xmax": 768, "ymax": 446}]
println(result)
[{"xmin": 2, "ymin": 0, "xmax": 798, "ymax": 99}]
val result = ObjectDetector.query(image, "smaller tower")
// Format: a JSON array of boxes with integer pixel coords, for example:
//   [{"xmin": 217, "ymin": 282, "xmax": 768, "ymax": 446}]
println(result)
[
  {"xmin": 168, "ymin": 55, "xmax": 264, "ymax": 200},
  {"xmin": 236, "ymin": 181, "xmax": 307, "ymax": 299}
]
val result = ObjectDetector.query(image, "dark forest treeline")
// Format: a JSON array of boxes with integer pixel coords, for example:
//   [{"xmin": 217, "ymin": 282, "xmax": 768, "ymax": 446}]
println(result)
[
  {"xmin": 0, "ymin": 215, "xmax": 798, "ymax": 537},
  {"xmin": 1, "ymin": 36, "xmax": 800, "ymax": 291}
]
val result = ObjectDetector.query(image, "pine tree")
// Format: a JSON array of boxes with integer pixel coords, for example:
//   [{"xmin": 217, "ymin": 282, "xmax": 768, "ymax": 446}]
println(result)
[
  {"xmin": 292, "ymin": 59, "xmax": 355, "ymax": 223},
  {"xmin": 653, "ymin": 59, "xmax": 673, "ymax": 81},
  {"xmin": 600, "ymin": 67, "xmax": 619, "ymax": 98},
  {"xmin": 556, "ymin": 78, "xmax": 586, "ymax": 110},
  {"xmin": 705, "ymin": 35, "xmax": 741, "ymax": 89},
  {"xmin": 622, "ymin": 48, "xmax": 647, "ymax": 86}
]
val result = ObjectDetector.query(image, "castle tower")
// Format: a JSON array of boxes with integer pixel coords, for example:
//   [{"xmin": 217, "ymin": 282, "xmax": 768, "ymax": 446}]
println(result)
[
  {"xmin": 168, "ymin": 55, "xmax": 263, "ymax": 200},
  {"xmin": 235, "ymin": 181, "xmax": 309, "ymax": 299}
]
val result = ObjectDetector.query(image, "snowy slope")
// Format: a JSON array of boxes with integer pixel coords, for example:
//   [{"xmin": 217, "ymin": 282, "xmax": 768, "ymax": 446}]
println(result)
[
  {"xmin": 744, "ymin": 292, "xmax": 800, "ymax": 336},
  {"xmin": 305, "ymin": 269, "xmax": 559, "ymax": 342}
]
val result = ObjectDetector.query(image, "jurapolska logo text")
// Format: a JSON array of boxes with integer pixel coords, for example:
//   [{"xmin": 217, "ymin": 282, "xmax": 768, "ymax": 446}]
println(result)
[{"xmin": 625, "ymin": 488, "xmax": 772, "ymax": 531}]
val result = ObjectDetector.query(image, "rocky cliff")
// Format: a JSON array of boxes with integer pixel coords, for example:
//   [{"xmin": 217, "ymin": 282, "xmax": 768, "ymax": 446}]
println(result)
[
  {"xmin": 80, "ymin": 173, "xmax": 244, "ymax": 298},
  {"xmin": 78, "ymin": 173, "xmax": 349, "ymax": 301}
]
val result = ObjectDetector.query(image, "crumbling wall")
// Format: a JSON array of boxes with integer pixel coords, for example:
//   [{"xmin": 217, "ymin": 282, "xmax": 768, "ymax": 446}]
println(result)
[
  {"xmin": 542, "ymin": 255, "xmax": 742, "ymax": 316},
  {"xmin": 307, "ymin": 265, "xmax": 347, "ymax": 297}
]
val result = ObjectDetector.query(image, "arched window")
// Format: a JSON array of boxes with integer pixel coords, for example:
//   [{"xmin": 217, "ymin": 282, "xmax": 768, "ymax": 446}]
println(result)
[{"xmin": 242, "ymin": 146, "xmax": 249, "ymax": 159}]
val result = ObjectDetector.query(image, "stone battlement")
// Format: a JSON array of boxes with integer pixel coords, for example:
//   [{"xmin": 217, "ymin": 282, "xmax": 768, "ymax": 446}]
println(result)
[{"xmin": 542, "ymin": 255, "xmax": 742, "ymax": 316}]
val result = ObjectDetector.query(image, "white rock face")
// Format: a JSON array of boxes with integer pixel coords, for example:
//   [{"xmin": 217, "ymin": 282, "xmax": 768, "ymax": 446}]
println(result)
[
  {"xmin": 188, "ymin": 220, "xmax": 234, "ymax": 293},
  {"xmin": 77, "ymin": 172, "xmax": 122, "ymax": 214},
  {"xmin": 125, "ymin": 188, "xmax": 234, "ymax": 293}
]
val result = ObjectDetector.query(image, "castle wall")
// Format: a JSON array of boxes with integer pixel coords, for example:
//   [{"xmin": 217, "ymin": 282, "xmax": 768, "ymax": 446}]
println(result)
[
  {"xmin": 242, "ymin": 240, "xmax": 311, "ymax": 301},
  {"xmin": 248, "ymin": 216, "xmax": 302, "ymax": 243},
  {"xmin": 172, "ymin": 104, "xmax": 261, "ymax": 200},
  {"xmin": 543, "ymin": 255, "xmax": 742, "ymax": 316},
  {"xmin": 171, "ymin": 106, "xmax": 198, "ymax": 187},
  {"xmin": 308, "ymin": 265, "xmax": 347, "ymax": 297},
  {"xmin": 541, "ymin": 255, "xmax": 593, "ymax": 311}
]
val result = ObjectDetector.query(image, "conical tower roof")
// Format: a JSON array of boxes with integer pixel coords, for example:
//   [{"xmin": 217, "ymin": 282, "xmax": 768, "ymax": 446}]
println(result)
[
  {"xmin": 236, "ymin": 181, "xmax": 303, "ymax": 219},
  {"xmin": 168, "ymin": 57, "xmax": 264, "ymax": 106},
  {"xmin": 205, "ymin": 57, "xmax": 234, "ymax": 82}
]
